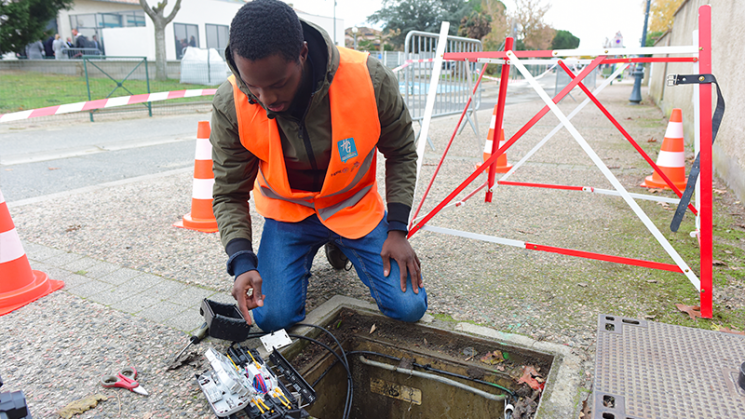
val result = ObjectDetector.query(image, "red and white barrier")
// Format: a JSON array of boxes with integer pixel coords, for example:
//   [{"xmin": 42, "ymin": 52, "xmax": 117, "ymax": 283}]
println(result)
[
  {"xmin": 391, "ymin": 58, "xmax": 437, "ymax": 73},
  {"xmin": 0, "ymin": 89, "xmax": 217, "ymax": 123}
]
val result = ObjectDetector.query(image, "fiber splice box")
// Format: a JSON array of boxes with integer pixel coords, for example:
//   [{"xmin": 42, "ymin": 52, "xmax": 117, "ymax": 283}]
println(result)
[{"xmin": 196, "ymin": 344, "xmax": 316, "ymax": 419}]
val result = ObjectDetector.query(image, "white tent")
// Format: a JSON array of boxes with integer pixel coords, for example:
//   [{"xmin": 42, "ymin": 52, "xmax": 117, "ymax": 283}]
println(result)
[{"xmin": 180, "ymin": 47, "xmax": 228, "ymax": 86}]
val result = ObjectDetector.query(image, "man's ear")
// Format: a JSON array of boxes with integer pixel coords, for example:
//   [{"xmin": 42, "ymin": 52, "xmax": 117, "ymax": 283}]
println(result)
[{"xmin": 299, "ymin": 41, "xmax": 309, "ymax": 64}]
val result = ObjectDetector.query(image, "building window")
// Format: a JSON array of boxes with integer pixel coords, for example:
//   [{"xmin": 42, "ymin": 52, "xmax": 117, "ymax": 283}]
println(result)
[
  {"xmin": 174, "ymin": 23, "xmax": 199, "ymax": 59},
  {"xmin": 70, "ymin": 11, "xmax": 145, "ymax": 30},
  {"xmin": 206, "ymin": 24, "xmax": 229, "ymax": 58}
]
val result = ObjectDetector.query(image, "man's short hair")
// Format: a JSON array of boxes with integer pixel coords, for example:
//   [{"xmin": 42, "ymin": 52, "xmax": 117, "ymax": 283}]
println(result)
[{"xmin": 229, "ymin": 0, "xmax": 304, "ymax": 63}]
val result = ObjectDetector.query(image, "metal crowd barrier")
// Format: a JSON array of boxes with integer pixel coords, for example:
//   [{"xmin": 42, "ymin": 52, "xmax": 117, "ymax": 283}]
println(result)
[
  {"xmin": 555, "ymin": 65, "xmax": 598, "ymax": 99},
  {"xmin": 402, "ymin": 30, "xmax": 483, "ymax": 144}
]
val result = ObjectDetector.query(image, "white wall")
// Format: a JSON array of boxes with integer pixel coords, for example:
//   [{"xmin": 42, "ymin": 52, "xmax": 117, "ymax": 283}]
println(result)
[
  {"xmin": 296, "ymin": 10, "xmax": 344, "ymax": 47},
  {"xmin": 60, "ymin": 0, "xmax": 342, "ymax": 60},
  {"xmin": 100, "ymin": 27, "xmax": 151, "ymax": 58},
  {"xmin": 156, "ymin": 0, "xmax": 246, "ymax": 60}
]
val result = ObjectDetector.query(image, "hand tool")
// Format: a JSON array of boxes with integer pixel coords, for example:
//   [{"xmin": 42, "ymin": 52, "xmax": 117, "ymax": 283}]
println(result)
[
  {"xmin": 173, "ymin": 322, "xmax": 209, "ymax": 362},
  {"xmin": 100, "ymin": 366, "xmax": 148, "ymax": 396}
]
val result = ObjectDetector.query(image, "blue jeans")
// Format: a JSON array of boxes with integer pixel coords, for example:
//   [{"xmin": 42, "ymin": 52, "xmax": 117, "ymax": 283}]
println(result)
[{"xmin": 253, "ymin": 214, "xmax": 428, "ymax": 331}]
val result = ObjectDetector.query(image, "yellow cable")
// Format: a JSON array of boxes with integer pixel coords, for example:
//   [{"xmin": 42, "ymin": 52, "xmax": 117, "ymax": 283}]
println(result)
[
  {"xmin": 247, "ymin": 349, "xmax": 261, "ymax": 369},
  {"xmin": 252, "ymin": 399, "xmax": 265, "ymax": 414},
  {"xmin": 226, "ymin": 354, "xmax": 240, "ymax": 371},
  {"xmin": 275, "ymin": 389, "xmax": 292, "ymax": 408}
]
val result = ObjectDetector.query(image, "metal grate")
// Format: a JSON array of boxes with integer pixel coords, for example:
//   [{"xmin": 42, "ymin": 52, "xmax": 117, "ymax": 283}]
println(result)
[{"xmin": 594, "ymin": 314, "xmax": 745, "ymax": 419}]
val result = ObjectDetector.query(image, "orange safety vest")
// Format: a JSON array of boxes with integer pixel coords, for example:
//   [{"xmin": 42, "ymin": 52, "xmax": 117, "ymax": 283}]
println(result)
[{"xmin": 229, "ymin": 47, "xmax": 384, "ymax": 239}]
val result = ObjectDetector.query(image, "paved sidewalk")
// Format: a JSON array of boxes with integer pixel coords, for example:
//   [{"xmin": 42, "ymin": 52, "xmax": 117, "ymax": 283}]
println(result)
[{"xmin": 25, "ymin": 241, "xmax": 233, "ymax": 335}]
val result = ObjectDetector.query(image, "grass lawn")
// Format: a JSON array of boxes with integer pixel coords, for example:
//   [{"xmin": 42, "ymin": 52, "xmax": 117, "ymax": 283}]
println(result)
[{"xmin": 0, "ymin": 70, "xmax": 218, "ymax": 113}]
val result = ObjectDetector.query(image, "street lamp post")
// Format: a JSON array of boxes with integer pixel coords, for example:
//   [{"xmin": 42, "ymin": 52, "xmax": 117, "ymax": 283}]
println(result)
[
  {"xmin": 352, "ymin": 26, "xmax": 358, "ymax": 50},
  {"xmin": 630, "ymin": 0, "xmax": 651, "ymax": 104}
]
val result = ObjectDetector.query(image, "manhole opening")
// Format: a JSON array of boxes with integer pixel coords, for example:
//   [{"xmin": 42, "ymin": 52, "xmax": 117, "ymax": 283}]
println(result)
[{"xmin": 285, "ymin": 308, "xmax": 554, "ymax": 418}]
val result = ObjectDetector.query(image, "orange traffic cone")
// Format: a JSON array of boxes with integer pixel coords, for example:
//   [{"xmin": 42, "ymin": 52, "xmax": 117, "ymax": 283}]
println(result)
[
  {"xmin": 0, "ymin": 189, "xmax": 64, "ymax": 316},
  {"xmin": 641, "ymin": 108, "xmax": 687, "ymax": 189},
  {"xmin": 174, "ymin": 121, "xmax": 219, "ymax": 233},
  {"xmin": 482, "ymin": 105, "xmax": 512, "ymax": 173}
]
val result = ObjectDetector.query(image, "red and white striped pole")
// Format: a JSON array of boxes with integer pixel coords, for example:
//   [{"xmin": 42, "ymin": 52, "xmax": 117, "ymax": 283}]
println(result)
[
  {"xmin": 0, "ymin": 189, "xmax": 64, "ymax": 315},
  {"xmin": 174, "ymin": 121, "xmax": 219, "ymax": 233}
]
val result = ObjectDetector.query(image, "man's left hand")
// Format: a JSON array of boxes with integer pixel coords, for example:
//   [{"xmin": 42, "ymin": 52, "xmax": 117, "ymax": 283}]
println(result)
[{"xmin": 381, "ymin": 230, "xmax": 423, "ymax": 294}]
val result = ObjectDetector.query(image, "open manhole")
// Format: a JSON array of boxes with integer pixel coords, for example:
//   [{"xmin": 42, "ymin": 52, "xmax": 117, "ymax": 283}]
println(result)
[{"xmin": 283, "ymin": 308, "xmax": 554, "ymax": 419}]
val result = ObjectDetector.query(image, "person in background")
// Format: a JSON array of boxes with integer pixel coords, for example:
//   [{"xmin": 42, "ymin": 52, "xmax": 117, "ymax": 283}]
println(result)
[
  {"xmin": 44, "ymin": 35, "xmax": 55, "ymax": 57},
  {"xmin": 92, "ymin": 35, "xmax": 102, "ymax": 55},
  {"xmin": 52, "ymin": 34, "xmax": 67, "ymax": 60},
  {"xmin": 189, "ymin": 35, "xmax": 197, "ymax": 47},
  {"xmin": 25, "ymin": 40, "xmax": 44, "ymax": 59}
]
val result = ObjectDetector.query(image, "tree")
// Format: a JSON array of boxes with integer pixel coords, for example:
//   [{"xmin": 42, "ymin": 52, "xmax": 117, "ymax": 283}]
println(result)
[
  {"xmin": 645, "ymin": 30, "xmax": 664, "ymax": 47},
  {"xmin": 0, "ymin": 0, "xmax": 74, "ymax": 55},
  {"xmin": 139, "ymin": 0, "xmax": 182, "ymax": 81},
  {"xmin": 509, "ymin": 0, "xmax": 554, "ymax": 51},
  {"xmin": 648, "ymin": 0, "xmax": 685, "ymax": 33},
  {"xmin": 479, "ymin": 0, "xmax": 508, "ymax": 51},
  {"xmin": 551, "ymin": 30, "xmax": 579, "ymax": 50},
  {"xmin": 459, "ymin": 10, "xmax": 492, "ymax": 40},
  {"xmin": 367, "ymin": 0, "xmax": 472, "ymax": 49}
]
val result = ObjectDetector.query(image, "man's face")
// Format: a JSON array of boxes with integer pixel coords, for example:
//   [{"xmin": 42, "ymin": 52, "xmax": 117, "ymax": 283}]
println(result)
[
  {"xmin": 72, "ymin": 29, "xmax": 78, "ymax": 36},
  {"xmin": 233, "ymin": 43, "xmax": 307, "ymax": 113}
]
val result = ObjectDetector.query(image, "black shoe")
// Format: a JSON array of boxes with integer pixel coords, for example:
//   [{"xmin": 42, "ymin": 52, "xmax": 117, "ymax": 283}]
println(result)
[{"xmin": 324, "ymin": 242, "xmax": 349, "ymax": 270}]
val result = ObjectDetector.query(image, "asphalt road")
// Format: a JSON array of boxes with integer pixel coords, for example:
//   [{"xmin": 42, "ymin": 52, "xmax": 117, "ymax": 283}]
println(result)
[
  {"xmin": 0, "ymin": 72, "xmax": 559, "ymax": 203},
  {"xmin": 0, "ymin": 113, "xmax": 209, "ymax": 202}
]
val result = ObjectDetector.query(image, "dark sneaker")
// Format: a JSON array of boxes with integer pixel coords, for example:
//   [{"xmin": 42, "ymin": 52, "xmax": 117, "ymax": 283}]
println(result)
[{"xmin": 324, "ymin": 242, "xmax": 349, "ymax": 270}]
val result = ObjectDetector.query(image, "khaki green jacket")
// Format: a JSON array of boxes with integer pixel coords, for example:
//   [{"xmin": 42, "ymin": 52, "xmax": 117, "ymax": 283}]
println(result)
[{"xmin": 210, "ymin": 20, "xmax": 417, "ymax": 259}]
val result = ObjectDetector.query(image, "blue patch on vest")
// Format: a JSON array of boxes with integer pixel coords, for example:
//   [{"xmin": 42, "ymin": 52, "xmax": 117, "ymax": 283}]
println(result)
[{"xmin": 337, "ymin": 137, "xmax": 358, "ymax": 163}]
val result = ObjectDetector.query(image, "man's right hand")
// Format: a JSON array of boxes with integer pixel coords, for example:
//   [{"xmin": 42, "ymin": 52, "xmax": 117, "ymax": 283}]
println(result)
[{"xmin": 232, "ymin": 270, "xmax": 265, "ymax": 325}]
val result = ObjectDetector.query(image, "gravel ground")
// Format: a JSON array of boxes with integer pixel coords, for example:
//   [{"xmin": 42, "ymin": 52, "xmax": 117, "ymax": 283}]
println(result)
[{"xmin": 2, "ymin": 82, "xmax": 745, "ymax": 418}]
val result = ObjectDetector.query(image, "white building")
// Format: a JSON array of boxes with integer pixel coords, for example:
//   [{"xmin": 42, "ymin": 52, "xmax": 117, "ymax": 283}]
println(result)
[{"xmin": 56, "ymin": 0, "xmax": 344, "ymax": 60}]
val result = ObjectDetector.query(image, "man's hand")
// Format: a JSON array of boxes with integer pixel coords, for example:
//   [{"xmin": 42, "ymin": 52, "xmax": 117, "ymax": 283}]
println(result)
[
  {"xmin": 232, "ymin": 270, "xmax": 265, "ymax": 325},
  {"xmin": 381, "ymin": 230, "xmax": 423, "ymax": 294}
]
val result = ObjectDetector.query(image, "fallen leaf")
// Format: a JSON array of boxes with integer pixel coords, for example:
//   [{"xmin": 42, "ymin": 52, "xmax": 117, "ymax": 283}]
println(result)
[
  {"xmin": 647, "ymin": 137, "xmax": 657, "ymax": 143},
  {"xmin": 577, "ymin": 283, "xmax": 588, "ymax": 288},
  {"xmin": 713, "ymin": 259, "xmax": 727, "ymax": 267},
  {"xmin": 57, "ymin": 394, "xmax": 108, "ymax": 419},
  {"xmin": 65, "ymin": 224, "xmax": 82, "ymax": 232},
  {"xmin": 657, "ymin": 202, "xmax": 671, "ymax": 209},
  {"xmin": 713, "ymin": 189, "xmax": 727, "ymax": 195},
  {"xmin": 675, "ymin": 303, "xmax": 701, "ymax": 319},
  {"xmin": 143, "ymin": 413, "xmax": 154, "ymax": 419},
  {"xmin": 495, "ymin": 364, "xmax": 505, "ymax": 371},
  {"xmin": 712, "ymin": 324, "xmax": 745, "ymax": 335},
  {"xmin": 423, "ymin": 338, "xmax": 428, "ymax": 346},
  {"xmin": 516, "ymin": 366, "xmax": 544, "ymax": 391},
  {"xmin": 369, "ymin": 324, "xmax": 376, "ymax": 334},
  {"xmin": 48, "ymin": 167, "xmax": 59, "ymax": 170},
  {"xmin": 480, "ymin": 350, "xmax": 504, "ymax": 365},
  {"xmin": 647, "ymin": 279, "xmax": 658, "ymax": 283}
]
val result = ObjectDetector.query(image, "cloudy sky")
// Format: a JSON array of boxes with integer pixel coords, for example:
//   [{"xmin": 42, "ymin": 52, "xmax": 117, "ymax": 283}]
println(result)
[{"xmin": 284, "ymin": 0, "xmax": 649, "ymax": 48}]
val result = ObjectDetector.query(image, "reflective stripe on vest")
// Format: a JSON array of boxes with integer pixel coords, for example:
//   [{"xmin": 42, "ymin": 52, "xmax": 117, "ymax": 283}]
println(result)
[{"xmin": 229, "ymin": 47, "xmax": 384, "ymax": 239}]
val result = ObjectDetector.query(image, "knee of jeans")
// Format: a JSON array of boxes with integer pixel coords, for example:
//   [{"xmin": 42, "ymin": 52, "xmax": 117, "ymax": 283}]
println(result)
[
  {"xmin": 382, "ymin": 291, "xmax": 428, "ymax": 323},
  {"xmin": 253, "ymin": 307, "xmax": 296, "ymax": 332}
]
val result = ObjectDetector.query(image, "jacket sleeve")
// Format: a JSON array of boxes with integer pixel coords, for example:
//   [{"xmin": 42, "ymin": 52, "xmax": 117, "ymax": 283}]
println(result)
[
  {"xmin": 210, "ymin": 82, "xmax": 260, "ymax": 273},
  {"xmin": 368, "ymin": 56, "xmax": 417, "ymax": 232}
]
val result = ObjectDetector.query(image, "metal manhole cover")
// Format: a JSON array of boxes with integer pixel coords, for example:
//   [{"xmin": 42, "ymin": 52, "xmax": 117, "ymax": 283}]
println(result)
[{"xmin": 593, "ymin": 314, "xmax": 745, "ymax": 419}]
